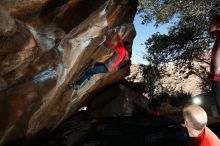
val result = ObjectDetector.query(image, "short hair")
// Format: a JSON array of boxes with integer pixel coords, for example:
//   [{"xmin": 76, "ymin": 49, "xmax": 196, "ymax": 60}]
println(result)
[{"xmin": 183, "ymin": 106, "xmax": 207, "ymax": 131}]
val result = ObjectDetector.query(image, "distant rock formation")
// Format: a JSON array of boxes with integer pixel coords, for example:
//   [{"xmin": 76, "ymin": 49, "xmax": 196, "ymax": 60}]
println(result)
[
  {"xmin": 126, "ymin": 64, "xmax": 145, "ymax": 83},
  {"xmin": 0, "ymin": 0, "xmax": 138, "ymax": 145},
  {"xmin": 159, "ymin": 60, "xmax": 210, "ymax": 96},
  {"xmin": 128, "ymin": 51, "xmax": 211, "ymax": 97}
]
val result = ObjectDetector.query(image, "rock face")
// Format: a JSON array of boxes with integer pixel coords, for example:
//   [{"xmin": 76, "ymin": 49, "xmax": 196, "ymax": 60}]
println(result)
[
  {"xmin": 128, "ymin": 55, "xmax": 210, "ymax": 97},
  {"xmin": 126, "ymin": 64, "xmax": 145, "ymax": 83},
  {"xmin": 0, "ymin": 0, "xmax": 138, "ymax": 145},
  {"xmin": 37, "ymin": 84, "xmax": 151, "ymax": 146},
  {"xmin": 87, "ymin": 84, "xmax": 150, "ymax": 118},
  {"xmin": 159, "ymin": 61, "xmax": 210, "ymax": 96}
]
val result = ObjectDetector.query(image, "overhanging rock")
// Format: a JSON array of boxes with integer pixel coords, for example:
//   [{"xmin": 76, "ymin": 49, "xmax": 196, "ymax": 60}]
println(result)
[{"xmin": 0, "ymin": 0, "xmax": 138, "ymax": 145}]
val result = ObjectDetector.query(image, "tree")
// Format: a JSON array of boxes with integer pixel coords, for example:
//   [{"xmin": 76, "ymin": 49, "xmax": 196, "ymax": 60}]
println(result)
[
  {"xmin": 137, "ymin": 0, "xmax": 220, "ymax": 98},
  {"xmin": 142, "ymin": 64, "xmax": 163, "ymax": 98},
  {"xmin": 138, "ymin": 0, "xmax": 220, "ymax": 65}
]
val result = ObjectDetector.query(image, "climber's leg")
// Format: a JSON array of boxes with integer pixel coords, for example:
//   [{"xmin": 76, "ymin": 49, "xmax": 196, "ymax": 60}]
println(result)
[{"xmin": 68, "ymin": 64, "xmax": 108, "ymax": 89}]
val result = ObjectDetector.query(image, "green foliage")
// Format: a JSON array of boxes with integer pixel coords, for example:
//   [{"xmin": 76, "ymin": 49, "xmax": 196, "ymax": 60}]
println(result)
[
  {"xmin": 142, "ymin": 64, "xmax": 163, "ymax": 98},
  {"xmin": 138, "ymin": 0, "xmax": 217, "ymax": 25},
  {"xmin": 137, "ymin": 0, "xmax": 219, "ymax": 98},
  {"xmin": 145, "ymin": 24, "xmax": 212, "ymax": 65},
  {"xmin": 138, "ymin": 0, "xmax": 216, "ymax": 65}
]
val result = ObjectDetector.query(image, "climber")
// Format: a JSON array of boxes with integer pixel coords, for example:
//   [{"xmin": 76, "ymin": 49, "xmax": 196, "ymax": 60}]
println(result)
[
  {"xmin": 209, "ymin": 14, "xmax": 220, "ymax": 115},
  {"xmin": 68, "ymin": 34, "xmax": 130, "ymax": 90}
]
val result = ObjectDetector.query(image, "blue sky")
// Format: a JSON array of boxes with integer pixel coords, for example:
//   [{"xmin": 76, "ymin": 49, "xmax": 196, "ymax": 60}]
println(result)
[{"xmin": 131, "ymin": 14, "xmax": 171, "ymax": 65}]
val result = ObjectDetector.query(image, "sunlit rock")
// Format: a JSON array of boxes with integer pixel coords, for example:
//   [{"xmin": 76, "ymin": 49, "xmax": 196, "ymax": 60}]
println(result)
[{"xmin": 0, "ymin": 0, "xmax": 137, "ymax": 145}]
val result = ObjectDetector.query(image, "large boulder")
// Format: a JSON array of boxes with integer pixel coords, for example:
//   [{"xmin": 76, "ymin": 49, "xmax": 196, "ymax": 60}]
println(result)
[
  {"xmin": 0, "ymin": 0, "xmax": 138, "ymax": 145},
  {"xmin": 34, "ymin": 84, "xmax": 151, "ymax": 146},
  {"xmin": 87, "ymin": 84, "xmax": 150, "ymax": 118}
]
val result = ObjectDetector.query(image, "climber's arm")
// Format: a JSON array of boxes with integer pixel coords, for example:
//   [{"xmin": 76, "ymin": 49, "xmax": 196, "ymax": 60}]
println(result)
[
  {"xmin": 117, "ymin": 35, "xmax": 123, "ymax": 47},
  {"xmin": 105, "ymin": 40, "xmax": 117, "ymax": 50}
]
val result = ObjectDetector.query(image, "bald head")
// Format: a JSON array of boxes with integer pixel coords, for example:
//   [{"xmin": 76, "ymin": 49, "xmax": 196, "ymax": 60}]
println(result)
[{"xmin": 183, "ymin": 105, "xmax": 207, "ymax": 131}]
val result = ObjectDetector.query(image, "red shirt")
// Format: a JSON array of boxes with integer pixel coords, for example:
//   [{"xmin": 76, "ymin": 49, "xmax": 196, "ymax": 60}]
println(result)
[
  {"xmin": 210, "ymin": 39, "xmax": 220, "ymax": 82},
  {"xmin": 185, "ymin": 127, "xmax": 220, "ymax": 146},
  {"xmin": 104, "ymin": 35, "xmax": 129, "ymax": 72}
]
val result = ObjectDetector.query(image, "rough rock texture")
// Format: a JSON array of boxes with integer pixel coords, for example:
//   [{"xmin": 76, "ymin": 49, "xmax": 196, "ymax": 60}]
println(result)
[
  {"xmin": 127, "ymin": 54, "xmax": 210, "ymax": 97},
  {"xmin": 126, "ymin": 64, "xmax": 144, "ymax": 83},
  {"xmin": 87, "ymin": 84, "xmax": 150, "ymax": 118},
  {"xmin": 37, "ymin": 84, "xmax": 151, "ymax": 146},
  {"xmin": 159, "ymin": 61, "xmax": 210, "ymax": 96},
  {"xmin": 0, "ymin": 0, "xmax": 138, "ymax": 145}
]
